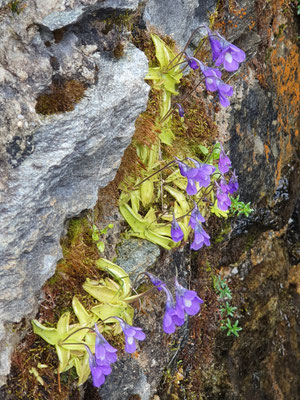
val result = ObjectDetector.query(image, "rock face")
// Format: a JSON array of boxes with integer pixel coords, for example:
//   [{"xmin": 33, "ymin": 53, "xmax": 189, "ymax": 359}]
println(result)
[
  {"xmin": 143, "ymin": 0, "xmax": 217, "ymax": 48},
  {"xmin": 0, "ymin": 0, "xmax": 300, "ymax": 398},
  {"xmin": 0, "ymin": 0, "xmax": 149, "ymax": 386}
]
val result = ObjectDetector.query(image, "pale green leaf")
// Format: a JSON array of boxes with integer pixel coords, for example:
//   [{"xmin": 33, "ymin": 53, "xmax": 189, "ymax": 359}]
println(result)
[
  {"xmin": 130, "ymin": 190, "xmax": 140, "ymax": 215},
  {"xmin": 119, "ymin": 202, "xmax": 148, "ymax": 233},
  {"xmin": 96, "ymin": 258, "xmax": 131, "ymax": 298},
  {"xmin": 75, "ymin": 352, "xmax": 91, "ymax": 386},
  {"xmin": 159, "ymin": 127, "xmax": 175, "ymax": 145},
  {"xmin": 145, "ymin": 67, "xmax": 162, "ymax": 81},
  {"xmin": 210, "ymin": 200, "xmax": 229, "ymax": 218},
  {"xmin": 151, "ymin": 34, "xmax": 175, "ymax": 69},
  {"xmin": 31, "ymin": 320, "xmax": 59, "ymax": 346},
  {"xmin": 144, "ymin": 207, "xmax": 156, "ymax": 224},
  {"xmin": 91, "ymin": 302, "xmax": 133, "ymax": 325},
  {"xmin": 56, "ymin": 344, "xmax": 70, "ymax": 372},
  {"xmin": 72, "ymin": 296, "xmax": 98, "ymax": 326},
  {"xmin": 164, "ymin": 185, "xmax": 189, "ymax": 214},
  {"xmin": 140, "ymin": 180, "xmax": 154, "ymax": 208},
  {"xmin": 162, "ymin": 74, "xmax": 179, "ymax": 95},
  {"xmin": 83, "ymin": 278, "xmax": 122, "ymax": 302}
]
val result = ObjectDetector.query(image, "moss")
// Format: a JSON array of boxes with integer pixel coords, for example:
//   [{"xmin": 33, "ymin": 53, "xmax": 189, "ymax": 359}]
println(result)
[
  {"xmin": 8, "ymin": 0, "xmax": 25, "ymax": 14},
  {"xmin": 214, "ymin": 222, "xmax": 232, "ymax": 243},
  {"xmin": 113, "ymin": 40, "xmax": 125, "ymax": 58},
  {"xmin": 53, "ymin": 27, "xmax": 65, "ymax": 43},
  {"xmin": 35, "ymin": 80, "xmax": 86, "ymax": 115}
]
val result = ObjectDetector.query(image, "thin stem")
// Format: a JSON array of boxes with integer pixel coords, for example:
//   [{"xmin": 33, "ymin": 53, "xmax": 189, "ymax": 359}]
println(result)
[
  {"xmin": 163, "ymin": 59, "xmax": 187, "ymax": 73},
  {"xmin": 61, "ymin": 341, "xmax": 87, "ymax": 347},
  {"xmin": 182, "ymin": 25, "xmax": 209, "ymax": 54},
  {"xmin": 159, "ymin": 143, "xmax": 164, "ymax": 211},
  {"xmin": 58, "ymin": 367, "xmax": 61, "ymax": 393},
  {"xmin": 134, "ymin": 160, "xmax": 176, "ymax": 188},
  {"xmin": 62, "ymin": 326, "xmax": 94, "ymax": 343}
]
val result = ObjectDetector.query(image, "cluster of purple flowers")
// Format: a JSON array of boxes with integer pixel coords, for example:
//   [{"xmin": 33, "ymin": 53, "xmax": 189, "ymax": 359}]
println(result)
[
  {"xmin": 146, "ymin": 272, "xmax": 203, "ymax": 334},
  {"xmin": 183, "ymin": 27, "xmax": 245, "ymax": 107},
  {"xmin": 86, "ymin": 320, "xmax": 145, "ymax": 387},
  {"xmin": 171, "ymin": 149, "xmax": 238, "ymax": 249},
  {"xmin": 85, "ymin": 272, "xmax": 204, "ymax": 387},
  {"xmin": 175, "ymin": 157, "xmax": 216, "ymax": 196},
  {"xmin": 215, "ymin": 148, "xmax": 239, "ymax": 211}
]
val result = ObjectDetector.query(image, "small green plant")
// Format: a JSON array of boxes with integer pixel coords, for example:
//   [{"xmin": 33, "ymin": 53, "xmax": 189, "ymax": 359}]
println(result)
[
  {"xmin": 91, "ymin": 223, "xmax": 114, "ymax": 253},
  {"xmin": 214, "ymin": 276, "xmax": 232, "ymax": 300},
  {"xmin": 8, "ymin": 0, "xmax": 26, "ymax": 14},
  {"xmin": 220, "ymin": 301, "xmax": 236, "ymax": 317},
  {"xmin": 230, "ymin": 195, "xmax": 253, "ymax": 217},
  {"xmin": 220, "ymin": 318, "xmax": 242, "ymax": 337},
  {"xmin": 214, "ymin": 276, "xmax": 242, "ymax": 337}
]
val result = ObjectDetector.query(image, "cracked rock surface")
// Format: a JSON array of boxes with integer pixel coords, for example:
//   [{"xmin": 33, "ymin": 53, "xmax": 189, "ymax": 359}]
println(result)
[{"xmin": 0, "ymin": 0, "xmax": 149, "ymax": 385}]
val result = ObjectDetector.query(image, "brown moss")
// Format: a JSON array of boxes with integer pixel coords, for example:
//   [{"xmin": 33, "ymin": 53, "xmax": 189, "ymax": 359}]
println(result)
[
  {"xmin": 35, "ymin": 80, "xmax": 86, "ymax": 115},
  {"xmin": 113, "ymin": 40, "xmax": 125, "ymax": 59},
  {"xmin": 53, "ymin": 28, "xmax": 65, "ymax": 44}
]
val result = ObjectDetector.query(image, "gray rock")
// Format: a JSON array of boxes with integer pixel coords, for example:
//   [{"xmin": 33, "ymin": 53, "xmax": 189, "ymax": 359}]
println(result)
[
  {"xmin": 0, "ymin": 4, "xmax": 149, "ymax": 385},
  {"xmin": 143, "ymin": 0, "xmax": 217, "ymax": 49},
  {"xmin": 41, "ymin": 0, "xmax": 141, "ymax": 31},
  {"xmin": 116, "ymin": 238, "xmax": 161, "ymax": 280},
  {"xmin": 99, "ymin": 358, "xmax": 151, "ymax": 400}
]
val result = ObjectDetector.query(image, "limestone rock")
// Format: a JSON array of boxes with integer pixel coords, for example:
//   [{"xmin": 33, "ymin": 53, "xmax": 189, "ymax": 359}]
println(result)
[
  {"xmin": 0, "ymin": 0, "xmax": 149, "ymax": 386},
  {"xmin": 116, "ymin": 238, "xmax": 161, "ymax": 280},
  {"xmin": 143, "ymin": 0, "xmax": 217, "ymax": 49},
  {"xmin": 40, "ymin": 0, "xmax": 141, "ymax": 31}
]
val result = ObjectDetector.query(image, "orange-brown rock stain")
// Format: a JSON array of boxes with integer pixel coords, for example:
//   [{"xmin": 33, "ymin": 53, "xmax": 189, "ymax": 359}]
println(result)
[{"xmin": 256, "ymin": 0, "xmax": 300, "ymax": 186}]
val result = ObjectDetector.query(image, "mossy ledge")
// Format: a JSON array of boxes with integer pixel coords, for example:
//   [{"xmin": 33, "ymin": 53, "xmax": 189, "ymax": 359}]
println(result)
[{"xmin": 35, "ymin": 79, "xmax": 86, "ymax": 115}]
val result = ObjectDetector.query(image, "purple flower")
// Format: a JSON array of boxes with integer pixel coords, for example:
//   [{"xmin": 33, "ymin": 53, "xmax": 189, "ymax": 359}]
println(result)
[
  {"xmin": 145, "ymin": 272, "xmax": 166, "ymax": 291},
  {"xmin": 199, "ymin": 62, "xmax": 223, "ymax": 92},
  {"xmin": 208, "ymin": 33, "xmax": 223, "ymax": 61},
  {"xmin": 175, "ymin": 103, "xmax": 184, "ymax": 118},
  {"xmin": 175, "ymin": 279, "xmax": 204, "ymax": 316},
  {"xmin": 114, "ymin": 317, "xmax": 146, "ymax": 354},
  {"xmin": 228, "ymin": 170, "xmax": 239, "ymax": 194},
  {"xmin": 216, "ymin": 186, "xmax": 231, "ymax": 211},
  {"xmin": 208, "ymin": 31, "xmax": 246, "ymax": 71},
  {"xmin": 171, "ymin": 214, "xmax": 184, "ymax": 242},
  {"xmin": 216, "ymin": 80, "xmax": 234, "ymax": 107},
  {"xmin": 85, "ymin": 345, "xmax": 113, "ymax": 388},
  {"xmin": 187, "ymin": 159, "xmax": 216, "ymax": 187},
  {"xmin": 185, "ymin": 54, "xmax": 201, "ymax": 70},
  {"xmin": 176, "ymin": 158, "xmax": 216, "ymax": 195},
  {"xmin": 85, "ymin": 346, "xmax": 106, "ymax": 388},
  {"xmin": 175, "ymin": 158, "xmax": 192, "ymax": 177},
  {"xmin": 175, "ymin": 159, "xmax": 199, "ymax": 195},
  {"xmin": 94, "ymin": 324, "xmax": 118, "ymax": 365},
  {"xmin": 219, "ymin": 177, "xmax": 230, "ymax": 194},
  {"xmin": 218, "ymin": 146, "xmax": 232, "ymax": 174},
  {"xmin": 161, "ymin": 285, "xmax": 185, "ymax": 334},
  {"xmin": 189, "ymin": 202, "xmax": 205, "ymax": 229},
  {"xmin": 186, "ymin": 178, "xmax": 198, "ymax": 195},
  {"xmin": 190, "ymin": 221, "xmax": 210, "ymax": 250}
]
